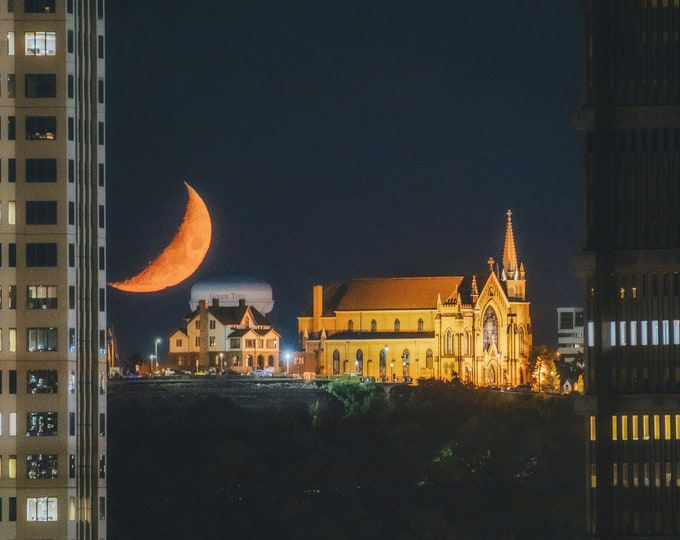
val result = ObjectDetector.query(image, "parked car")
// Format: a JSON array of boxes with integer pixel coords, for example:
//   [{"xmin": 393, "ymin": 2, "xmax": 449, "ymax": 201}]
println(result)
[{"xmin": 249, "ymin": 369, "xmax": 272, "ymax": 377}]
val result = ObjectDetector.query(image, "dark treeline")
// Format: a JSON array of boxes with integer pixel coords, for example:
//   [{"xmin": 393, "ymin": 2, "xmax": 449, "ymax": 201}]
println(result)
[{"xmin": 108, "ymin": 380, "xmax": 584, "ymax": 539}]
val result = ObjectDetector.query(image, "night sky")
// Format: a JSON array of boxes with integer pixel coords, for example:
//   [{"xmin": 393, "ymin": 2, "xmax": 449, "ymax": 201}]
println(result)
[{"xmin": 105, "ymin": 1, "xmax": 584, "ymax": 361}]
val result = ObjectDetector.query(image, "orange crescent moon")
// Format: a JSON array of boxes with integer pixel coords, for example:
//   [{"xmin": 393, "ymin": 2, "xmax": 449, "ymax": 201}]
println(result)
[{"xmin": 109, "ymin": 182, "xmax": 212, "ymax": 293}]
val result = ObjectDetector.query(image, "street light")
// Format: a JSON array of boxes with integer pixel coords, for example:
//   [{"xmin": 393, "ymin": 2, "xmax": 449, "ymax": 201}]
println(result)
[{"xmin": 154, "ymin": 338, "xmax": 161, "ymax": 375}]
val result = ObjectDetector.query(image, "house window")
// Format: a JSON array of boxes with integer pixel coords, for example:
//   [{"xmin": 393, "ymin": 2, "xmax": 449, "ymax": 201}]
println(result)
[
  {"xmin": 24, "ymin": 31, "xmax": 56, "ymax": 55},
  {"xmin": 194, "ymin": 320, "xmax": 200, "ymax": 329},
  {"xmin": 25, "ymin": 74, "xmax": 56, "ymax": 98},
  {"xmin": 26, "ymin": 454, "xmax": 57, "ymax": 479},
  {"xmin": 194, "ymin": 337, "xmax": 200, "ymax": 347},
  {"xmin": 209, "ymin": 320, "xmax": 215, "ymax": 330},
  {"xmin": 175, "ymin": 339, "xmax": 182, "ymax": 347},
  {"xmin": 26, "ymin": 201, "xmax": 57, "ymax": 224},
  {"xmin": 26, "ymin": 411, "xmax": 57, "ymax": 436},
  {"xmin": 27, "ymin": 327, "xmax": 58, "ymax": 351},
  {"xmin": 27, "ymin": 369, "xmax": 57, "ymax": 393},
  {"xmin": 245, "ymin": 339, "xmax": 255, "ymax": 348},
  {"xmin": 24, "ymin": 0, "xmax": 55, "ymax": 12},
  {"xmin": 26, "ymin": 158, "xmax": 57, "ymax": 182},
  {"xmin": 26, "ymin": 116, "xmax": 56, "ymax": 139},
  {"xmin": 26, "ymin": 497, "xmax": 58, "ymax": 522},
  {"xmin": 230, "ymin": 338, "xmax": 240, "ymax": 349},
  {"xmin": 209, "ymin": 336, "xmax": 216, "ymax": 347}
]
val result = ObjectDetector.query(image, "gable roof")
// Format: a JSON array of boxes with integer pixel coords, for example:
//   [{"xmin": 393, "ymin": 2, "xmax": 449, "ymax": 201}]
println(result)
[
  {"xmin": 185, "ymin": 304, "xmax": 272, "ymax": 327},
  {"xmin": 332, "ymin": 276, "xmax": 464, "ymax": 311}
]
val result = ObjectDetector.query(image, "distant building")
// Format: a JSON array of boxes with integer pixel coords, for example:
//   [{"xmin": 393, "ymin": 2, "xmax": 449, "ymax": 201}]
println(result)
[
  {"xmin": 189, "ymin": 275, "xmax": 274, "ymax": 313},
  {"xmin": 168, "ymin": 299, "xmax": 281, "ymax": 373},
  {"xmin": 556, "ymin": 307, "xmax": 584, "ymax": 364},
  {"xmin": 297, "ymin": 211, "xmax": 532, "ymax": 386}
]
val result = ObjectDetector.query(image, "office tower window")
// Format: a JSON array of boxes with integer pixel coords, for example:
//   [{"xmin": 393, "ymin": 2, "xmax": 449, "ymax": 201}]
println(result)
[
  {"xmin": 66, "ymin": 29, "xmax": 72, "ymax": 53},
  {"xmin": 68, "ymin": 116, "xmax": 74, "ymax": 140},
  {"xmin": 26, "ymin": 158, "xmax": 57, "ymax": 182},
  {"xmin": 99, "ymin": 288, "xmax": 105, "ymax": 311},
  {"xmin": 98, "ymin": 204, "xmax": 104, "ymax": 227},
  {"xmin": 68, "ymin": 200, "xmax": 74, "ymax": 225},
  {"xmin": 560, "ymin": 312, "xmax": 574, "ymax": 329},
  {"xmin": 25, "ymin": 31, "xmax": 55, "ymax": 55},
  {"xmin": 26, "ymin": 243, "xmax": 57, "ymax": 267},
  {"xmin": 9, "ymin": 497, "xmax": 15, "ymax": 521},
  {"xmin": 67, "ymin": 0, "xmax": 72, "ymax": 13},
  {"xmin": 8, "ymin": 285, "xmax": 15, "ymax": 308},
  {"xmin": 27, "ymin": 370, "xmax": 57, "ymax": 393},
  {"xmin": 27, "ymin": 412, "xmax": 57, "ymax": 436},
  {"xmin": 26, "ymin": 327, "xmax": 58, "ymax": 351},
  {"xmin": 99, "ymin": 455, "xmax": 105, "ymax": 478},
  {"xmin": 68, "ymin": 327, "xmax": 75, "ymax": 351},
  {"xmin": 69, "ymin": 371, "xmax": 75, "ymax": 394},
  {"xmin": 7, "ymin": 74, "xmax": 14, "ymax": 98},
  {"xmin": 98, "ymin": 79, "xmax": 104, "ymax": 103},
  {"xmin": 99, "ymin": 246, "xmax": 105, "ymax": 270},
  {"xmin": 8, "ymin": 158, "xmax": 14, "ymax": 182},
  {"xmin": 67, "ymin": 73, "xmax": 73, "ymax": 98},
  {"xmin": 99, "ymin": 497, "xmax": 105, "ymax": 520},
  {"xmin": 68, "ymin": 159, "xmax": 74, "ymax": 182},
  {"xmin": 69, "ymin": 455, "xmax": 75, "ymax": 478},
  {"xmin": 7, "ymin": 31, "xmax": 14, "ymax": 55},
  {"xmin": 99, "ymin": 413, "xmax": 105, "ymax": 436},
  {"xmin": 97, "ymin": 0, "xmax": 103, "ymax": 18},
  {"xmin": 7, "ymin": 116, "xmax": 14, "ymax": 139},
  {"xmin": 25, "ymin": 116, "xmax": 56, "ymax": 140},
  {"xmin": 24, "ymin": 0, "xmax": 55, "ymax": 13},
  {"xmin": 26, "ymin": 201, "xmax": 57, "ymax": 225},
  {"xmin": 27, "ymin": 285, "xmax": 58, "ymax": 309},
  {"xmin": 98, "ymin": 121, "xmax": 104, "ymax": 144},
  {"xmin": 8, "ymin": 329, "xmax": 15, "ymax": 352},
  {"xmin": 99, "ymin": 330, "xmax": 106, "ymax": 354},
  {"xmin": 26, "ymin": 497, "xmax": 58, "ymax": 522},
  {"xmin": 25, "ymin": 74, "xmax": 56, "ymax": 98},
  {"xmin": 8, "ymin": 0, "xmax": 14, "ymax": 12},
  {"xmin": 98, "ymin": 162, "xmax": 104, "ymax": 186},
  {"xmin": 68, "ymin": 285, "xmax": 75, "ymax": 309},
  {"xmin": 26, "ymin": 454, "xmax": 57, "ymax": 479},
  {"xmin": 8, "ymin": 455, "xmax": 16, "ymax": 478},
  {"xmin": 69, "ymin": 411, "xmax": 75, "ymax": 436},
  {"xmin": 9, "ymin": 370, "xmax": 16, "ymax": 393},
  {"xmin": 68, "ymin": 243, "xmax": 74, "ymax": 267},
  {"xmin": 9, "ymin": 412, "xmax": 15, "ymax": 435},
  {"xmin": 98, "ymin": 35, "xmax": 103, "ymax": 58}
]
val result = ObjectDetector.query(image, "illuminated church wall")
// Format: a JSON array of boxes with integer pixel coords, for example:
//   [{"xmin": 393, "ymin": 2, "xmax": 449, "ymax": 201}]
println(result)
[{"xmin": 298, "ymin": 212, "xmax": 532, "ymax": 386}]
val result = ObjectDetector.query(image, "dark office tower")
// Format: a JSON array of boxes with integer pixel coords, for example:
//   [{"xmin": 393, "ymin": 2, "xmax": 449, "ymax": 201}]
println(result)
[
  {"xmin": 0, "ymin": 1, "xmax": 107, "ymax": 538},
  {"xmin": 575, "ymin": 0, "xmax": 680, "ymax": 537}
]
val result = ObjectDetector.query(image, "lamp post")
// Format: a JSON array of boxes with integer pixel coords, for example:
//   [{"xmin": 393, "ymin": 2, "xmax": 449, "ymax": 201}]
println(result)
[
  {"xmin": 537, "ymin": 355, "xmax": 542, "ymax": 393},
  {"xmin": 154, "ymin": 338, "xmax": 161, "ymax": 375}
]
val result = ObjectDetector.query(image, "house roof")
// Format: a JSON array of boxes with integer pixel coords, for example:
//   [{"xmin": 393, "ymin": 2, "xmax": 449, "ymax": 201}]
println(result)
[
  {"xmin": 185, "ymin": 304, "xmax": 272, "ymax": 327},
  {"xmin": 325, "ymin": 331, "xmax": 435, "ymax": 341}
]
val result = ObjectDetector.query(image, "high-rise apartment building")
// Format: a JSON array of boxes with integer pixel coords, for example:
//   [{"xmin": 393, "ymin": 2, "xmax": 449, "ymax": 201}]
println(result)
[
  {"xmin": 0, "ymin": 1, "xmax": 106, "ymax": 538},
  {"xmin": 575, "ymin": 1, "xmax": 680, "ymax": 537}
]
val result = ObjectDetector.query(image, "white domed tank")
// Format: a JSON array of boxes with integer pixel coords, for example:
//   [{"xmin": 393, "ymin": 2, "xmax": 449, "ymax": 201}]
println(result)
[{"xmin": 190, "ymin": 276, "xmax": 274, "ymax": 314}]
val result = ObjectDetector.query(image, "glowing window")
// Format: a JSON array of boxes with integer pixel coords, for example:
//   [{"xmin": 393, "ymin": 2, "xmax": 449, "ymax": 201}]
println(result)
[
  {"xmin": 652, "ymin": 321, "xmax": 659, "ymax": 345},
  {"xmin": 8, "ymin": 201, "xmax": 15, "ymax": 224},
  {"xmin": 7, "ymin": 31, "xmax": 14, "ymax": 55},
  {"xmin": 27, "ymin": 327, "xmax": 58, "ymax": 351},
  {"xmin": 590, "ymin": 463, "xmax": 597, "ymax": 488},
  {"xmin": 674, "ymin": 320, "xmax": 680, "ymax": 345},
  {"xmin": 26, "ymin": 285, "xmax": 57, "ymax": 309},
  {"xmin": 630, "ymin": 321, "xmax": 638, "ymax": 346},
  {"xmin": 26, "ymin": 411, "xmax": 57, "ymax": 436},
  {"xmin": 665, "ymin": 415, "xmax": 672, "ymax": 440},
  {"xmin": 662, "ymin": 320, "xmax": 670, "ymax": 345},
  {"xmin": 588, "ymin": 322, "xmax": 595, "ymax": 347},
  {"xmin": 26, "ymin": 454, "xmax": 57, "ymax": 479},
  {"xmin": 643, "ymin": 415, "xmax": 650, "ymax": 440},
  {"xmin": 26, "ymin": 497, "xmax": 57, "ymax": 521},
  {"xmin": 609, "ymin": 321, "xmax": 616, "ymax": 347},
  {"xmin": 611, "ymin": 416, "xmax": 618, "ymax": 440},
  {"xmin": 621, "ymin": 415, "xmax": 628, "ymax": 440},
  {"xmin": 590, "ymin": 416, "xmax": 597, "ymax": 441},
  {"xmin": 654, "ymin": 415, "xmax": 661, "ymax": 440},
  {"xmin": 619, "ymin": 321, "xmax": 627, "ymax": 346},
  {"xmin": 9, "ymin": 455, "xmax": 16, "ymax": 478},
  {"xmin": 641, "ymin": 321, "xmax": 649, "ymax": 346},
  {"xmin": 27, "ymin": 369, "xmax": 57, "ymax": 393},
  {"xmin": 9, "ymin": 412, "xmax": 16, "ymax": 436},
  {"xmin": 24, "ymin": 32, "xmax": 56, "ymax": 55}
]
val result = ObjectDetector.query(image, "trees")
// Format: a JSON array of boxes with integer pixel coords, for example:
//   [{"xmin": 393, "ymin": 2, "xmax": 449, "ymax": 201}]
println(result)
[{"xmin": 529, "ymin": 345, "xmax": 561, "ymax": 393}]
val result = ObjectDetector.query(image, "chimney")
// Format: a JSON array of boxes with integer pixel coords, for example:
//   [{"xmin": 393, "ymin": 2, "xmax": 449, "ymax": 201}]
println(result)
[
  {"xmin": 212, "ymin": 298, "xmax": 220, "ymax": 307},
  {"xmin": 238, "ymin": 298, "xmax": 246, "ymax": 307},
  {"xmin": 313, "ymin": 285, "xmax": 323, "ymax": 332}
]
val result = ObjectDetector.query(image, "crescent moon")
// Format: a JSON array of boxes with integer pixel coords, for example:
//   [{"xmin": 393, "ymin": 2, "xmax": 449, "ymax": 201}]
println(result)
[{"xmin": 109, "ymin": 182, "xmax": 212, "ymax": 293}]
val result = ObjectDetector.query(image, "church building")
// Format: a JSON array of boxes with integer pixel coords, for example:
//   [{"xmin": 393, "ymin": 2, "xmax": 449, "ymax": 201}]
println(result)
[{"xmin": 297, "ymin": 211, "xmax": 532, "ymax": 386}]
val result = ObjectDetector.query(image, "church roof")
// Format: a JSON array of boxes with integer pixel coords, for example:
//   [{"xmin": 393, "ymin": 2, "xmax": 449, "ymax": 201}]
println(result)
[{"xmin": 333, "ymin": 276, "xmax": 463, "ymax": 311}]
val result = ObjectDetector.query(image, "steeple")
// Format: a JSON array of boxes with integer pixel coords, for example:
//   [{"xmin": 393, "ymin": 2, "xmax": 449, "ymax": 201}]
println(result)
[{"xmin": 503, "ymin": 209, "xmax": 518, "ymax": 277}]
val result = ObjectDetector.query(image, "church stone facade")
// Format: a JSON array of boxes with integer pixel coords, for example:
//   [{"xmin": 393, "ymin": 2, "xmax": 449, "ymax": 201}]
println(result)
[{"xmin": 297, "ymin": 211, "xmax": 532, "ymax": 386}]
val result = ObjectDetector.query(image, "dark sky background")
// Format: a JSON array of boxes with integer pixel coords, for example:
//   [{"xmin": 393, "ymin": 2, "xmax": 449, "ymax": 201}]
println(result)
[{"xmin": 105, "ymin": 1, "xmax": 584, "ymax": 361}]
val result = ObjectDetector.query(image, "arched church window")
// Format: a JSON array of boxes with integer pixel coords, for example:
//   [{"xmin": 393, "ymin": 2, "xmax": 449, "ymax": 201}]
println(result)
[
  {"xmin": 371, "ymin": 319, "xmax": 377, "ymax": 332},
  {"xmin": 518, "ymin": 326, "xmax": 525, "ymax": 355},
  {"xmin": 348, "ymin": 320, "xmax": 354, "ymax": 332},
  {"xmin": 426, "ymin": 348, "xmax": 433, "ymax": 369},
  {"xmin": 418, "ymin": 318, "xmax": 424, "ymax": 332},
  {"xmin": 446, "ymin": 330, "xmax": 453, "ymax": 354},
  {"xmin": 483, "ymin": 306, "xmax": 498, "ymax": 351},
  {"xmin": 464, "ymin": 330, "xmax": 470, "ymax": 355},
  {"xmin": 402, "ymin": 349, "xmax": 410, "ymax": 376},
  {"xmin": 355, "ymin": 349, "xmax": 363, "ymax": 375},
  {"xmin": 332, "ymin": 349, "xmax": 340, "ymax": 375},
  {"xmin": 394, "ymin": 319, "xmax": 400, "ymax": 332}
]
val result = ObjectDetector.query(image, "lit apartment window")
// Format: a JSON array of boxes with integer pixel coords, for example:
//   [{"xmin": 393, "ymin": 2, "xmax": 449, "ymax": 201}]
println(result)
[
  {"xmin": 26, "ymin": 497, "xmax": 58, "ymax": 522},
  {"xmin": 7, "ymin": 31, "xmax": 14, "ymax": 55},
  {"xmin": 24, "ymin": 0, "xmax": 56, "ymax": 13},
  {"xmin": 69, "ymin": 328, "xmax": 76, "ymax": 351},
  {"xmin": 8, "ymin": 200, "xmax": 14, "ymax": 224},
  {"xmin": 24, "ymin": 32, "xmax": 56, "ymax": 55},
  {"xmin": 27, "ymin": 285, "xmax": 57, "ymax": 309},
  {"xmin": 611, "ymin": 416, "xmax": 618, "ymax": 440},
  {"xmin": 26, "ymin": 454, "xmax": 57, "ymax": 479},
  {"xmin": 26, "ymin": 116, "xmax": 56, "ymax": 140},
  {"xmin": 641, "ymin": 321, "xmax": 649, "ymax": 346},
  {"xmin": 590, "ymin": 416, "xmax": 597, "ymax": 441},
  {"xmin": 630, "ymin": 321, "xmax": 638, "ymax": 346},
  {"xmin": 9, "ymin": 455, "xmax": 16, "ymax": 478},
  {"xmin": 69, "ymin": 371, "xmax": 75, "ymax": 394},
  {"xmin": 27, "ymin": 412, "xmax": 57, "ymax": 436},
  {"xmin": 662, "ymin": 320, "xmax": 670, "ymax": 345},
  {"xmin": 27, "ymin": 327, "xmax": 58, "ymax": 351},
  {"xmin": 652, "ymin": 320, "xmax": 660, "ymax": 345},
  {"xmin": 619, "ymin": 321, "xmax": 626, "ymax": 346},
  {"xmin": 665, "ymin": 415, "xmax": 672, "ymax": 440},
  {"xmin": 9, "ymin": 412, "xmax": 16, "ymax": 436},
  {"xmin": 69, "ymin": 497, "xmax": 76, "ymax": 520},
  {"xmin": 643, "ymin": 415, "xmax": 650, "ymax": 440},
  {"xmin": 27, "ymin": 369, "xmax": 57, "ymax": 393}
]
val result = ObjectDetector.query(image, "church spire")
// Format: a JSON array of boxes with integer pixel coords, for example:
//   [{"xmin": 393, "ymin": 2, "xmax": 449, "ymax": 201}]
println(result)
[{"xmin": 502, "ymin": 209, "xmax": 518, "ymax": 277}]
